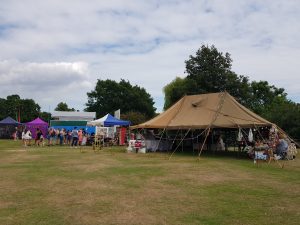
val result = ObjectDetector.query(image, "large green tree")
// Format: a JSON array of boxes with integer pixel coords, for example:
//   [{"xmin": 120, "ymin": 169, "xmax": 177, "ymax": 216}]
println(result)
[
  {"xmin": 261, "ymin": 96, "xmax": 300, "ymax": 139},
  {"xmin": 0, "ymin": 95, "xmax": 41, "ymax": 122},
  {"xmin": 19, "ymin": 99, "xmax": 41, "ymax": 122},
  {"xmin": 85, "ymin": 79, "xmax": 156, "ymax": 119},
  {"xmin": 0, "ymin": 97, "xmax": 8, "ymax": 120},
  {"xmin": 121, "ymin": 111, "xmax": 148, "ymax": 126},
  {"xmin": 248, "ymin": 81, "xmax": 287, "ymax": 115},
  {"xmin": 185, "ymin": 45, "xmax": 252, "ymax": 102},
  {"xmin": 55, "ymin": 102, "xmax": 75, "ymax": 111},
  {"xmin": 39, "ymin": 111, "xmax": 52, "ymax": 124},
  {"xmin": 164, "ymin": 45, "xmax": 251, "ymax": 109},
  {"xmin": 185, "ymin": 44, "xmax": 233, "ymax": 93},
  {"xmin": 163, "ymin": 77, "xmax": 191, "ymax": 109}
]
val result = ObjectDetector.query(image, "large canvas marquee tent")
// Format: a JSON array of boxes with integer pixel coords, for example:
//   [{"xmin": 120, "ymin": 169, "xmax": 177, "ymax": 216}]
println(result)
[
  {"xmin": 131, "ymin": 92, "xmax": 274, "ymax": 156},
  {"xmin": 131, "ymin": 92, "xmax": 298, "ymax": 157},
  {"xmin": 132, "ymin": 92, "xmax": 273, "ymax": 130}
]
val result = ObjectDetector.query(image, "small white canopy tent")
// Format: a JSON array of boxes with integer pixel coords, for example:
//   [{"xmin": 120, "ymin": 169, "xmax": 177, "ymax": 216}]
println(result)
[{"xmin": 87, "ymin": 114, "xmax": 130, "ymax": 127}]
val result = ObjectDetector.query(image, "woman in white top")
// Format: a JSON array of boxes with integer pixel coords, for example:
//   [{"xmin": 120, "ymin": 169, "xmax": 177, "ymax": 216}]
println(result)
[
  {"xmin": 22, "ymin": 130, "xmax": 25, "ymax": 146},
  {"xmin": 24, "ymin": 129, "xmax": 32, "ymax": 146}
]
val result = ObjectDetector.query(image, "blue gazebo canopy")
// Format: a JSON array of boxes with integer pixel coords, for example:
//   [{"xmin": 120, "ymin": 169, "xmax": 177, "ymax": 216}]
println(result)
[
  {"xmin": 87, "ymin": 113, "xmax": 130, "ymax": 127},
  {"xmin": 0, "ymin": 116, "xmax": 21, "ymax": 125}
]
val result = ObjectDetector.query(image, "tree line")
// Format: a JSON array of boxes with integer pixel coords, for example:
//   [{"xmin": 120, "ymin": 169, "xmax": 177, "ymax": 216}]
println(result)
[
  {"xmin": 0, "ymin": 45, "xmax": 299, "ymax": 139},
  {"xmin": 0, "ymin": 95, "xmax": 51, "ymax": 123}
]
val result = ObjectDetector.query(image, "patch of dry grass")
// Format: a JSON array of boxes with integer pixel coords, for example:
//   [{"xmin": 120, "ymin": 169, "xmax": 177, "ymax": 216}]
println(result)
[{"xmin": 0, "ymin": 140, "xmax": 299, "ymax": 225}]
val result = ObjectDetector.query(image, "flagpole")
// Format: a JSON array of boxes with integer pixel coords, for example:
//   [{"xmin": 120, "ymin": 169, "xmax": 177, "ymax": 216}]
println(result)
[
  {"xmin": 48, "ymin": 105, "xmax": 50, "ymax": 124},
  {"xmin": 18, "ymin": 107, "xmax": 21, "ymax": 122}
]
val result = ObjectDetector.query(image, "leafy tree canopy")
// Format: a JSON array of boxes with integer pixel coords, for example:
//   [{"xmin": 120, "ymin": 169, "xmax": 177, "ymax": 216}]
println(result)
[
  {"xmin": 248, "ymin": 81, "xmax": 287, "ymax": 115},
  {"xmin": 0, "ymin": 95, "xmax": 42, "ymax": 122},
  {"xmin": 85, "ymin": 79, "xmax": 156, "ymax": 118},
  {"xmin": 185, "ymin": 44, "xmax": 233, "ymax": 93},
  {"xmin": 262, "ymin": 97, "xmax": 300, "ymax": 139},
  {"xmin": 55, "ymin": 102, "xmax": 75, "ymax": 111},
  {"xmin": 121, "ymin": 111, "xmax": 148, "ymax": 126},
  {"xmin": 164, "ymin": 45, "xmax": 252, "ymax": 110},
  {"xmin": 163, "ymin": 77, "xmax": 192, "ymax": 110},
  {"xmin": 185, "ymin": 44, "xmax": 252, "ymax": 101}
]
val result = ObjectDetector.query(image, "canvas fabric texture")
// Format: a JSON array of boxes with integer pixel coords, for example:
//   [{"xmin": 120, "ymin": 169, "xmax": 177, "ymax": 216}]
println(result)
[{"xmin": 132, "ymin": 92, "xmax": 272, "ymax": 129}]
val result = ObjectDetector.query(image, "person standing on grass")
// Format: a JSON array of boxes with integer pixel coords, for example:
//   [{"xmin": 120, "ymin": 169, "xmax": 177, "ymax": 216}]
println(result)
[
  {"xmin": 46, "ymin": 128, "xmax": 51, "ymax": 146},
  {"xmin": 13, "ymin": 127, "xmax": 18, "ymax": 141},
  {"xmin": 71, "ymin": 127, "xmax": 79, "ymax": 148},
  {"xmin": 78, "ymin": 128, "xmax": 83, "ymax": 146},
  {"xmin": 63, "ymin": 128, "xmax": 67, "ymax": 144},
  {"xmin": 24, "ymin": 129, "xmax": 32, "ymax": 147},
  {"xmin": 67, "ymin": 130, "xmax": 72, "ymax": 145},
  {"xmin": 21, "ymin": 128, "xmax": 26, "ymax": 146},
  {"xmin": 59, "ymin": 128, "xmax": 65, "ymax": 145},
  {"xmin": 50, "ymin": 128, "xmax": 56, "ymax": 146},
  {"xmin": 35, "ymin": 128, "xmax": 42, "ymax": 146}
]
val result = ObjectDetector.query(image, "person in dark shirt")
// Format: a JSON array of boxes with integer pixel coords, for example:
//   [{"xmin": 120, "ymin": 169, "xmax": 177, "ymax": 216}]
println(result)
[
  {"xmin": 35, "ymin": 128, "xmax": 42, "ymax": 146},
  {"xmin": 71, "ymin": 127, "xmax": 79, "ymax": 148}
]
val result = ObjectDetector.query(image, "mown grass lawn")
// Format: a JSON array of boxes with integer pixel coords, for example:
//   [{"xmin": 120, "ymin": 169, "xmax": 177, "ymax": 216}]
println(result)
[{"xmin": 0, "ymin": 140, "xmax": 299, "ymax": 225}]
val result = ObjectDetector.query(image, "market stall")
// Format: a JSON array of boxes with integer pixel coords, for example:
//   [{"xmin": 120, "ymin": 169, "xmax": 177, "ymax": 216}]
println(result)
[
  {"xmin": 0, "ymin": 116, "xmax": 22, "ymax": 139},
  {"xmin": 26, "ymin": 117, "xmax": 48, "ymax": 139},
  {"xmin": 87, "ymin": 114, "xmax": 130, "ymax": 146}
]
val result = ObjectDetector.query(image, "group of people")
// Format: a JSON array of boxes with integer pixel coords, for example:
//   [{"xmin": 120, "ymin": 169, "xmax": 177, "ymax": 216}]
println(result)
[
  {"xmin": 46, "ymin": 127, "xmax": 87, "ymax": 147},
  {"xmin": 20, "ymin": 127, "xmax": 90, "ymax": 148},
  {"xmin": 212, "ymin": 125, "xmax": 296, "ymax": 161},
  {"xmin": 245, "ymin": 133, "xmax": 293, "ymax": 160}
]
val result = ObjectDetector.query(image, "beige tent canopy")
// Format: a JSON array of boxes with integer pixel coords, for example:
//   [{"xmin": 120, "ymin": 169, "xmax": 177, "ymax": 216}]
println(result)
[{"xmin": 132, "ymin": 92, "xmax": 273, "ymax": 130}]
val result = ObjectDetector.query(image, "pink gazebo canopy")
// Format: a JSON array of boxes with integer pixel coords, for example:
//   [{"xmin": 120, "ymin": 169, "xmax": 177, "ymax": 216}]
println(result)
[
  {"xmin": 26, "ymin": 117, "xmax": 48, "ymax": 138},
  {"xmin": 26, "ymin": 117, "xmax": 48, "ymax": 125}
]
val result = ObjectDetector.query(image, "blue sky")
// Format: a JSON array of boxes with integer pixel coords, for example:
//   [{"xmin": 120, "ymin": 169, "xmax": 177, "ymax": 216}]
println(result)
[{"xmin": 0, "ymin": 0, "xmax": 299, "ymax": 114}]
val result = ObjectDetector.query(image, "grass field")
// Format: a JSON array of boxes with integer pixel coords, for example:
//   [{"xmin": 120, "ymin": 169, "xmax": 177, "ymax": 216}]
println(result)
[{"xmin": 0, "ymin": 140, "xmax": 299, "ymax": 225}]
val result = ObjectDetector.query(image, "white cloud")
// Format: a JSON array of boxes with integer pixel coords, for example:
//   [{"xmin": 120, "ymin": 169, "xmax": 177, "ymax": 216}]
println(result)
[
  {"xmin": 0, "ymin": 60, "xmax": 93, "ymax": 111},
  {"xmin": 0, "ymin": 0, "xmax": 299, "ymax": 114}
]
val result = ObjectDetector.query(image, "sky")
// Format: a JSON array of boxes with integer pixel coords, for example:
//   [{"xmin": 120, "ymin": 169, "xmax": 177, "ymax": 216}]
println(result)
[{"xmin": 0, "ymin": 0, "xmax": 299, "ymax": 114}]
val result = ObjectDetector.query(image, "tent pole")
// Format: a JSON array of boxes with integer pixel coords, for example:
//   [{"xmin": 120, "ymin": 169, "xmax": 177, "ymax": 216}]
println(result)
[
  {"xmin": 157, "ymin": 128, "xmax": 166, "ymax": 153},
  {"xmin": 192, "ymin": 130, "xmax": 194, "ymax": 155},
  {"xmin": 170, "ymin": 129, "xmax": 180, "ymax": 150},
  {"xmin": 169, "ymin": 129, "xmax": 190, "ymax": 160},
  {"xmin": 165, "ymin": 129, "xmax": 168, "ymax": 155},
  {"xmin": 181, "ymin": 129, "xmax": 183, "ymax": 152},
  {"xmin": 198, "ymin": 127, "xmax": 211, "ymax": 158},
  {"xmin": 165, "ymin": 130, "xmax": 173, "ymax": 155},
  {"xmin": 211, "ymin": 129, "xmax": 214, "ymax": 154}
]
